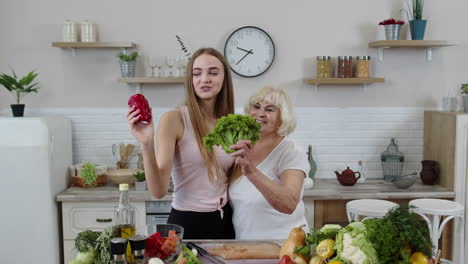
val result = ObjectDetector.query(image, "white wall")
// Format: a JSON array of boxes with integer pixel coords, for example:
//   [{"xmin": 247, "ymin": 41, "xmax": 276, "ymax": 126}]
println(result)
[
  {"xmin": 1, "ymin": 0, "xmax": 466, "ymax": 179},
  {"xmin": 0, "ymin": 0, "xmax": 467, "ymax": 108}
]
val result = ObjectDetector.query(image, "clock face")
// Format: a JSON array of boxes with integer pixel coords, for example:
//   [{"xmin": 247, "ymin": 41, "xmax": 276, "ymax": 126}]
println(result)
[{"xmin": 224, "ymin": 26, "xmax": 275, "ymax": 78}]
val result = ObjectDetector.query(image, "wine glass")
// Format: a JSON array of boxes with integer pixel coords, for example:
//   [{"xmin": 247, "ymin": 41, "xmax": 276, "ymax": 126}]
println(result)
[
  {"xmin": 166, "ymin": 56, "xmax": 175, "ymax": 77},
  {"xmin": 149, "ymin": 56, "xmax": 162, "ymax": 77},
  {"xmin": 176, "ymin": 57, "xmax": 185, "ymax": 77},
  {"xmin": 180, "ymin": 56, "xmax": 189, "ymax": 77}
]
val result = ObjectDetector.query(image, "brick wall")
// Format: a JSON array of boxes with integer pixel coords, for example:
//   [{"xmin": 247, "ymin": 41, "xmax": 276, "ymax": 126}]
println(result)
[{"xmin": 1, "ymin": 107, "xmax": 425, "ymax": 179}]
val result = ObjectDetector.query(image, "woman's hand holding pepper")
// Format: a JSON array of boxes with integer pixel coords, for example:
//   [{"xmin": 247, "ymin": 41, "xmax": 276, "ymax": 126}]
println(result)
[{"xmin": 126, "ymin": 106, "xmax": 155, "ymax": 146}]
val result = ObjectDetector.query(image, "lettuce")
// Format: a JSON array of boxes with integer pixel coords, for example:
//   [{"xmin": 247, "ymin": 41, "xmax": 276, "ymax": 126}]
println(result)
[{"xmin": 335, "ymin": 222, "xmax": 378, "ymax": 264}]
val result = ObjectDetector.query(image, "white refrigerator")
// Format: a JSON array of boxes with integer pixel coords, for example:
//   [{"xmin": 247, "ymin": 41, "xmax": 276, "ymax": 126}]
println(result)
[{"xmin": 0, "ymin": 116, "xmax": 72, "ymax": 264}]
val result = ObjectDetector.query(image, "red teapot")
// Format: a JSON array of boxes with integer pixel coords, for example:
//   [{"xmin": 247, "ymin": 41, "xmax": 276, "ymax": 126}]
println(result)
[{"xmin": 335, "ymin": 167, "xmax": 361, "ymax": 186}]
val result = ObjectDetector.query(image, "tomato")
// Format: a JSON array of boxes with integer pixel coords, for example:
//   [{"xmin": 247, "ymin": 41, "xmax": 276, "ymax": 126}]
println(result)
[
  {"xmin": 278, "ymin": 255, "xmax": 294, "ymax": 264},
  {"xmin": 409, "ymin": 252, "xmax": 430, "ymax": 264}
]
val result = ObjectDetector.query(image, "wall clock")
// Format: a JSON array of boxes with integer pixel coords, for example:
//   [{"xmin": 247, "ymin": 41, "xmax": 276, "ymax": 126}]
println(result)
[{"xmin": 224, "ymin": 26, "xmax": 275, "ymax": 78}]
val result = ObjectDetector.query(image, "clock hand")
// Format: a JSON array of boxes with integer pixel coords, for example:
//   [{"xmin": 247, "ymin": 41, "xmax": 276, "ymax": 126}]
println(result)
[
  {"xmin": 236, "ymin": 47, "xmax": 254, "ymax": 54},
  {"xmin": 236, "ymin": 49, "xmax": 253, "ymax": 65}
]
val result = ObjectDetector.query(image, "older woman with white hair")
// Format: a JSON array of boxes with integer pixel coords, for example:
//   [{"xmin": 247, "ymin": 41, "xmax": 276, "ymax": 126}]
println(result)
[{"xmin": 228, "ymin": 86, "xmax": 310, "ymax": 239}]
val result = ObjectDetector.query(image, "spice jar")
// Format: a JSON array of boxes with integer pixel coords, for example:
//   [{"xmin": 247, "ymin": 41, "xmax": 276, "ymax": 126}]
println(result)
[
  {"xmin": 316, "ymin": 56, "xmax": 332, "ymax": 78},
  {"xmin": 337, "ymin": 56, "xmax": 352, "ymax": 78},
  {"xmin": 356, "ymin": 56, "xmax": 371, "ymax": 78}
]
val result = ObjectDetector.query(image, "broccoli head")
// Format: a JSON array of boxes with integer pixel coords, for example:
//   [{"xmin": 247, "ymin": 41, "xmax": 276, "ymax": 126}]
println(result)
[{"xmin": 203, "ymin": 114, "xmax": 260, "ymax": 154}]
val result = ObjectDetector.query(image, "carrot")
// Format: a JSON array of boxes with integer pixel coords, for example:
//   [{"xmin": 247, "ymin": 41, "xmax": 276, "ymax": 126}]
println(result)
[
  {"xmin": 177, "ymin": 257, "xmax": 187, "ymax": 264},
  {"xmin": 161, "ymin": 237, "xmax": 177, "ymax": 252}
]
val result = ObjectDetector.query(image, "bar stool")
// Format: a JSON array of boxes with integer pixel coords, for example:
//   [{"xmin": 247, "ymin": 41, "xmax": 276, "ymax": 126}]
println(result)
[
  {"xmin": 346, "ymin": 199, "xmax": 399, "ymax": 223},
  {"xmin": 409, "ymin": 198, "xmax": 464, "ymax": 261}
]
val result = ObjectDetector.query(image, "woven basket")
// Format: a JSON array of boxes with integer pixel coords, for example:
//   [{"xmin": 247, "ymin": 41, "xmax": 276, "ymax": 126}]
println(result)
[
  {"xmin": 69, "ymin": 163, "xmax": 108, "ymax": 188},
  {"xmin": 71, "ymin": 174, "xmax": 107, "ymax": 188}
]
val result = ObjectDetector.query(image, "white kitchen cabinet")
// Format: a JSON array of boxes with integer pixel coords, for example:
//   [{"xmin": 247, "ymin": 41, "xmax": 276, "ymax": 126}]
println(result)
[{"xmin": 62, "ymin": 201, "xmax": 146, "ymax": 263}]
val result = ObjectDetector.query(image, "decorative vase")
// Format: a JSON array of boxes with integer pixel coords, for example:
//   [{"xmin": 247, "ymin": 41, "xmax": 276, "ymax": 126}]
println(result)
[
  {"xmin": 463, "ymin": 95, "xmax": 468, "ymax": 113},
  {"xmin": 384, "ymin": 24, "xmax": 402, "ymax": 40},
  {"xmin": 135, "ymin": 181, "xmax": 147, "ymax": 191},
  {"xmin": 10, "ymin": 104, "xmax": 25, "ymax": 117},
  {"xmin": 307, "ymin": 145, "xmax": 317, "ymax": 179},
  {"xmin": 420, "ymin": 160, "xmax": 439, "ymax": 185},
  {"xmin": 381, "ymin": 138, "xmax": 405, "ymax": 182},
  {"xmin": 409, "ymin": 20, "xmax": 427, "ymax": 40},
  {"xmin": 120, "ymin": 60, "xmax": 136, "ymax": 78}
]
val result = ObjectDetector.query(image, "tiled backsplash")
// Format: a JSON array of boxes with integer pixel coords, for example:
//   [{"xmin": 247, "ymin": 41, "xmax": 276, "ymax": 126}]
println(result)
[{"xmin": 1, "ymin": 107, "xmax": 425, "ymax": 179}]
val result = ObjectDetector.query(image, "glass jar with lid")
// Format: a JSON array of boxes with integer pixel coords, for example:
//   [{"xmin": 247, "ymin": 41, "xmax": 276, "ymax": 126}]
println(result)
[
  {"xmin": 337, "ymin": 56, "xmax": 352, "ymax": 78},
  {"xmin": 316, "ymin": 56, "xmax": 332, "ymax": 78},
  {"xmin": 356, "ymin": 56, "xmax": 371, "ymax": 78}
]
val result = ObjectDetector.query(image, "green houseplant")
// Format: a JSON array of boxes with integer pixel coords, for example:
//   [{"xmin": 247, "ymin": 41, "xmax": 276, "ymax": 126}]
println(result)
[
  {"xmin": 461, "ymin": 84, "xmax": 468, "ymax": 113},
  {"xmin": 133, "ymin": 171, "xmax": 146, "ymax": 191},
  {"xmin": 405, "ymin": 0, "xmax": 426, "ymax": 40},
  {"xmin": 117, "ymin": 51, "xmax": 138, "ymax": 78},
  {"xmin": 0, "ymin": 69, "xmax": 39, "ymax": 117}
]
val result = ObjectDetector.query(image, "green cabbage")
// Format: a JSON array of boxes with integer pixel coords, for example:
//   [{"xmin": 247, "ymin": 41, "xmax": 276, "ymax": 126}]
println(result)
[{"xmin": 335, "ymin": 222, "xmax": 378, "ymax": 264}]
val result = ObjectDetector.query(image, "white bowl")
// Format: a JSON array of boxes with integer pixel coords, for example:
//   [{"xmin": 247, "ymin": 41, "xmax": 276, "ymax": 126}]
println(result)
[{"xmin": 107, "ymin": 169, "xmax": 142, "ymax": 185}]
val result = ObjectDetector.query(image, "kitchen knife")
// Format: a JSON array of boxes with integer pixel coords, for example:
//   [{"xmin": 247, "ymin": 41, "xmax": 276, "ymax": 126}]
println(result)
[{"xmin": 185, "ymin": 242, "xmax": 226, "ymax": 264}]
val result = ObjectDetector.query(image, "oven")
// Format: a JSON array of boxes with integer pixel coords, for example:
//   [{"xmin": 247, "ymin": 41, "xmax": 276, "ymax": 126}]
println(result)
[{"xmin": 146, "ymin": 201, "xmax": 172, "ymax": 225}]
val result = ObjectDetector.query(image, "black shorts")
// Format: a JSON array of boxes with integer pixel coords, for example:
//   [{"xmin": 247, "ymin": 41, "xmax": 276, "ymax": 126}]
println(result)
[{"xmin": 167, "ymin": 203, "xmax": 235, "ymax": 239}]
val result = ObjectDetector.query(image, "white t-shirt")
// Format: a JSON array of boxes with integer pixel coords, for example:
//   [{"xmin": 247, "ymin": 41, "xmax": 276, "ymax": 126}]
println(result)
[{"xmin": 229, "ymin": 138, "xmax": 310, "ymax": 239}]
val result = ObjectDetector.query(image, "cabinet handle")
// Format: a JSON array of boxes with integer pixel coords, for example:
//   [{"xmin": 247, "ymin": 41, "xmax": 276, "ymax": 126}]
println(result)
[{"xmin": 96, "ymin": 218, "xmax": 112, "ymax": 223}]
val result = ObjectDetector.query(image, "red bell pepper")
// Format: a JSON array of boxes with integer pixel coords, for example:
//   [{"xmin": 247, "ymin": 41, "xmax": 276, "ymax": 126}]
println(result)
[{"xmin": 128, "ymin": 94, "xmax": 152, "ymax": 123}]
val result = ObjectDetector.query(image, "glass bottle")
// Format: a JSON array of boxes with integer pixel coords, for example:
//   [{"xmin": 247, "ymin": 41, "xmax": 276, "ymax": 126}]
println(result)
[
  {"xmin": 357, "ymin": 160, "xmax": 366, "ymax": 183},
  {"xmin": 316, "ymin": 56, "xmax": 332, "ymax": 78},
  {"xmin": 115, "ymin": 184, "xmax": 136, "ymax": 264},
  {"xmin": 307, "ymin": 145, "xmax": 317, "ymax": 179}
]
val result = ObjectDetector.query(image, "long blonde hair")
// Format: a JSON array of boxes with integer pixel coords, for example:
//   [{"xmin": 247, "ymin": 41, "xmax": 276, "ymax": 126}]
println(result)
[{"xmin": 183, "ymin": 48, "xmax": 235, "ymax": 183}]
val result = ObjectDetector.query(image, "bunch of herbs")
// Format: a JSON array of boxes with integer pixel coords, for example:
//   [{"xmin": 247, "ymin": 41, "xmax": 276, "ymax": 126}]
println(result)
[{"xmin": 117, "ymin": 51, "xmax": 138, "ymax": 61}]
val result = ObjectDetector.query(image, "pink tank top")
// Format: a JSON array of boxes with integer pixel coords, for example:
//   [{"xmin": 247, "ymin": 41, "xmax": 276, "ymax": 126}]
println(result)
[{"xmin": 171, "ymin": 106, "xmax": 234, "ymax": 214}]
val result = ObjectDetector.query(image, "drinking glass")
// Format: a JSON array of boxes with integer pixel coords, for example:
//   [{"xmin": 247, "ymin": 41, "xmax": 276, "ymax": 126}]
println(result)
[
  {"xmin": 166, "ymin": 56, "xmax": 175, "ymax": 77},
  {"xmin": 149, "ymin": 56, "xmax": 162, "ymax": 77}
]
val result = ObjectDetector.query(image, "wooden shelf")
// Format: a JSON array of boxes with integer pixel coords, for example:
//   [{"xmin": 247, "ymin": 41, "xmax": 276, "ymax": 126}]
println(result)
[
  {"xmin": 368, "ymin": 40, "xmax": 458, "ymax": 48},
  {"xmin": 305, "ymin": 77, "xmax": 384, "ymax": 84},
  {"xmin": 52, "ymin": 42, "xmax": 136, "ymax": 48},
  {"xmin": 118, "ymin": 77, "xmax": 185, "ymax": 84},
  {"xmin": 368, "ymin": 40, "xmax": 458, "ymax": 62}
]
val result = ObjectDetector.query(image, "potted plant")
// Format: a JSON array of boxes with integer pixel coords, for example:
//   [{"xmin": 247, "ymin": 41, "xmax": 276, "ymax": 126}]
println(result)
[
  {"xmin": 461, "ymin": 84, "xmax": 468, "ymax": 113},
  {"xmin": 404, "ymin": 0, "xmax": 426, "ymax": 40},
  {"xmin": 379, "ymin": 18, "xmax": 405, "ymax": 40},
  {"xmin": 0, "ymin": 69, "xmax": 39, "ymax": 117},
  {"xmin": 117, "ymin": 51, "xmax": 138, "ymax": 78},
  {"xmin": 133, "ymin": 171, "xmax": 146, "ymax": 191}
]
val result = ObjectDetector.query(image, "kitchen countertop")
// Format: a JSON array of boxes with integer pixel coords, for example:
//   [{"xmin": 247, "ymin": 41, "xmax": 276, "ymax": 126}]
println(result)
[{"xmin": 56, "ymin": 179, "xmax": 455, "ymax": 202}]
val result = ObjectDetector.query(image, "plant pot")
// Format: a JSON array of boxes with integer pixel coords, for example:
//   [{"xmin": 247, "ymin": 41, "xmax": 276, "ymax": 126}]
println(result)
[
  {"xmin": 119, "ymin": 60, "xmax": 136, "ymax": 78},
  {"xmin": 135, "ymin": 181, "xmax": 147, "ymax": 191},
  {"xmin": 409, "ymin": 20, "xmax": 427, "ymax": 40},
  {"xmin": 10, "ymin": 104, "xmax": 25, "ymax": 117},
  {"xmin": 463, "ymin": 95, "xmax": 468, "ymax": 113},
  {"xmin": 384, "ymin": 24, "xmax": 402, "ymax": 40}
]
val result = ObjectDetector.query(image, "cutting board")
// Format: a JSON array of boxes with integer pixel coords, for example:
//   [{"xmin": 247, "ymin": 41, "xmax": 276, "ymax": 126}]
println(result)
[
  {"xmin": 189, "ymin": 241, "xmax": 281, "ymax": 264},
  {"xmin": 209, "ymin": 243, "xmax": 280, "ymax": 259}
]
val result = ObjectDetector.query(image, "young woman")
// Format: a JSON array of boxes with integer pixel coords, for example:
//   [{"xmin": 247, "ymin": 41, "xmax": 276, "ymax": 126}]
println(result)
[
  {"xmin": 127, "ymin": 48, "xmax": 236, "ymax": 239},
  {"xmin": 229, "ymin": 86, "xmax": 310, "ymax": 239}
]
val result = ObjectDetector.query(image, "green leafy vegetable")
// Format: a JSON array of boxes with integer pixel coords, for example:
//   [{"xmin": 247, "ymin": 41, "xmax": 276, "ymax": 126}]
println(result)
[
  {"xmin": 94, "ymin": 226, "xmax": 116, "ymax": 264},
  {"xmin": 75, "ymin": 230, "xmax": 101, "ymax": 252},
  {"xmin": 203, "ymin": 114, "xmax": 260, "ymax": 154},
  {"xmin": 363, "ymin": 205, "xmax": 432, "ymax": 264},
  {"xmin": 295, "ymin": 225, "xmax": 343, "ymax": 259}
]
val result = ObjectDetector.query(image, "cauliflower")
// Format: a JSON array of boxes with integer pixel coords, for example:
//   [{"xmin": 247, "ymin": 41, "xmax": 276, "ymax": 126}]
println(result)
[{"xmin": 335, "ymin": 222, "xmax": 378, "ymax": 264}]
